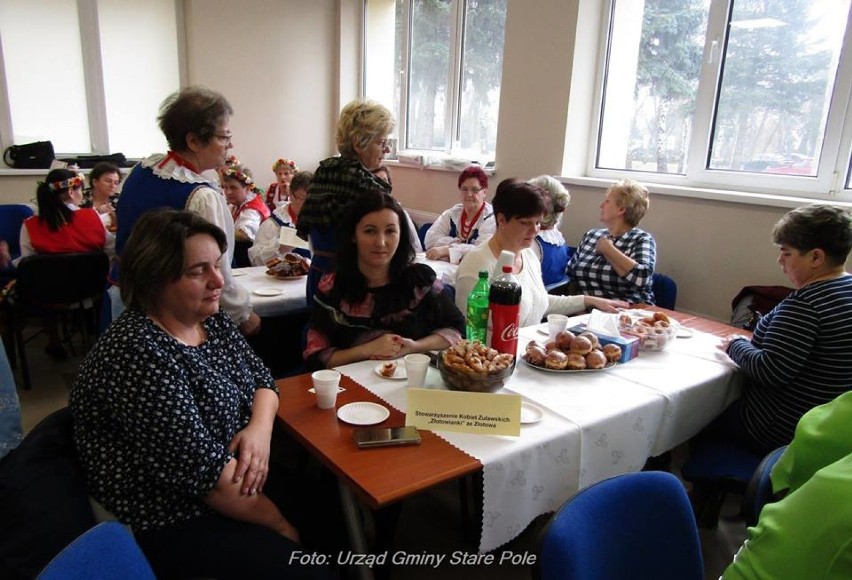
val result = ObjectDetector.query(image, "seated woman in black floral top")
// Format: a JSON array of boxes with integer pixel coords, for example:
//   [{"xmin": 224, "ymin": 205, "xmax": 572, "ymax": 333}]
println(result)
[
  {"xmin": 304, "ymin": 191, "xmax": 464, "ymax": 370},
  {"xmin": 71, "ymin": 209, "xmax": 332, "ymax": 580}
]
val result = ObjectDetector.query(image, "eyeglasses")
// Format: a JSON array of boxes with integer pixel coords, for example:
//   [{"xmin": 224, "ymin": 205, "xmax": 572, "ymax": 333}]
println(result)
[
  {"xmin": 460, "ymin": 187, "xmax": 483, "ymax": 194},
  {"xmin": 214, "ymin": 134, "xmax": 233, "ymax": 145}
]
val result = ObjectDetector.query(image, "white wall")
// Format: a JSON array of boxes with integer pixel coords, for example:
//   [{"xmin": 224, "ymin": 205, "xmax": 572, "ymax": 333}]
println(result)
[{"xmin": 0, "ymin": 0, "xmax": 817, "ymax": 321}]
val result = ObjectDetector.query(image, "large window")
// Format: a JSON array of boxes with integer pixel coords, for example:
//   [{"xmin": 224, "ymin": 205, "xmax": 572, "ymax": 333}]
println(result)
[
  {"xmin": 594, "ymin": 0, "xmax": 852, "ymax": 199},
  {"xmin": 364, "ymin": 0, "xmax": 507, "ymax": 164},
  {"xmin": 0, "ymin": 0, "xmax": 180, "ymax": 160}
]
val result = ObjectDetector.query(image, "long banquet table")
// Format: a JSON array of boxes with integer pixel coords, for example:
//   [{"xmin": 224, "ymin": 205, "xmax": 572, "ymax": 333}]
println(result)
[
  {"xmin": 237, "ymin": 253, "xmax": 458, "ymax": 318},
  {"xmin": 276, "ymin": 308, "xmax": 747, "ymax": 559}
]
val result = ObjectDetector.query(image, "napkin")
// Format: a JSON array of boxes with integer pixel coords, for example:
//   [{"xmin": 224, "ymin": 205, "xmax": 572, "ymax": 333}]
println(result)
[
  {"xmin": 278, "ymin": 227, "xmax": 310, "ymax": 250},
  {"xmin": 586, "ymin": 309, "xmax": 621, "ymax": 338}
]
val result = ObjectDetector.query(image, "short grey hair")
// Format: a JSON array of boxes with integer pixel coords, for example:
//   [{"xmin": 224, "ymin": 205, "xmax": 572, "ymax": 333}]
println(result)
[{"xmin": 528, "ymin": 175, "xmax": 570, "ymax": 230}]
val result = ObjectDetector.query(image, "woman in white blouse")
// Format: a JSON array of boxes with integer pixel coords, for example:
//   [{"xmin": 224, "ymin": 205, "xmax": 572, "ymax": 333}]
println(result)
[{"xmin": 455, "ymin": 179, "xmax": 626, "ymax": 327}]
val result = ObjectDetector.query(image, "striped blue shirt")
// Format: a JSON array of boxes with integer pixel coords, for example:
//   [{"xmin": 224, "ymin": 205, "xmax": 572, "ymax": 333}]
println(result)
[{"xmin": 728, "ymin": 275, "xmax": 852, "ymax": 449}]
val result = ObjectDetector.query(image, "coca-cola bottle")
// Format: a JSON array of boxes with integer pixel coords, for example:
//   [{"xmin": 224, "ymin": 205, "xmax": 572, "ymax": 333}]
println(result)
[{"xmin": 489, "ymin": 264, "xmax": 522, "ymax": 355}]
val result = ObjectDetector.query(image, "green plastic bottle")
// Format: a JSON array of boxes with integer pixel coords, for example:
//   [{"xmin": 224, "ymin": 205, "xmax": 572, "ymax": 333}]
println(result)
[{"xmin": 466, "ymin": 271, "xmax": 490, "ymax": 344}]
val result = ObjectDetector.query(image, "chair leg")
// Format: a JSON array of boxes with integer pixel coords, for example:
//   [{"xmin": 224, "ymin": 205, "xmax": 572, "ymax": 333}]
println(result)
[{"xmin": 12, "ymin": 313, "xmax": 31, "ymax": 390}]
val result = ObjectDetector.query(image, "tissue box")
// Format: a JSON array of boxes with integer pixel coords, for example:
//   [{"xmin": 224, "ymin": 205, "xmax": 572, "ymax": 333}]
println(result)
[{"xmin": 569, "ymin": 324, "xmax": 639, "ymax": 364}]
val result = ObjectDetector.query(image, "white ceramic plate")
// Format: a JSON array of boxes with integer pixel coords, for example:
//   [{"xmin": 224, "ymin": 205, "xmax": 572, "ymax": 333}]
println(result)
[
  {"xmin": 252, "ymin": 286, "xmax": 284, "ymax": 297},
  {"xmin": 520, "ymin": 402, "xmax": 543, "ymax": 424},
  {"xmin": 337, "ymin": 402, "xmax": 390, "ymax": 426},
  {"xmin": 374, "ymin": 362, "xmax": 407, "ymax": 380}
]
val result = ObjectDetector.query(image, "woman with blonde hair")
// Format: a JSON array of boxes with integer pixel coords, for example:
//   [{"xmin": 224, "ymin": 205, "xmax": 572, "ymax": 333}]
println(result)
[
  {"xmin": 529, "ymin": 175, "xmax": 571, "ymax": 286},
  {"xmin": 297, "ymin": 99, "xmax": 394, "ymax": 303},
  {"xmin": 566, "ymin": 178, "xmax": 656, "ymax": 304}
]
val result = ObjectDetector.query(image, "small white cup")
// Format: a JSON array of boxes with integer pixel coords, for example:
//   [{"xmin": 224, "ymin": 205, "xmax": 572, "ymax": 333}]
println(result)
[
  {"xmin": 404, "ymin": 353, "xmax": 431, "ymax": 388},
  {"xmin": 448, "ymin": 246, "xmax": 463, "ymax": 265},
  {"xmin": 312, "ymin": 369, "xmax": 341, "ymax": 409},
  {"xmin": 547, "ymin": 314, "xmax": 569, "ymax": 342}
]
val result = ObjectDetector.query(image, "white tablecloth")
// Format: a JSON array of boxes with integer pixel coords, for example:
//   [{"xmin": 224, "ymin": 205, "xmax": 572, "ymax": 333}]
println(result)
[
  {"xmin": 233, "ymin": 266, "xmax": 308, "ymax": 317},
  {"xmin": 336, "ymin": 313, "xmax": 743, "ymax": 552}
]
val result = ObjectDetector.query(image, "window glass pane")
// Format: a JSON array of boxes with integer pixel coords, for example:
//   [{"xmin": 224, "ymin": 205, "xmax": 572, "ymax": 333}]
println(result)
[
  {"xmin": 0, "ymin": 0, "xmax": 91, "ymax": 152},
  {"xmin": 598, "ymin": 0, "xmax": 710, "ymax": 174},
  {"xmin": 709, "ymin": 0, "xmax": 851, "ymax": 176},
  {"xmin": 458, "ymin": 0, "xmax": 507, "ymax": 160},
  {"xmin": 99, "ymin": 0, "xmax": 179, "ymax": 157},
  {"xmin": 364, "ymin": 0, "xmax": 399, "ymax": 120},
  {"xmin": 407, "ymin": 0, "xmax": 452, "ymax": 151}
]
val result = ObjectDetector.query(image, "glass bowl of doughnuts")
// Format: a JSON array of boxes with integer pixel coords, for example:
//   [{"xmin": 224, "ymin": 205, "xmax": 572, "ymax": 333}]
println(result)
[
  {"xmin": 438, "ymin": 341, "xmax": 515, "ymax": 393},
  {"xmin": 619, "ymin": 311, "xmax": 678, "ymax": 351}
]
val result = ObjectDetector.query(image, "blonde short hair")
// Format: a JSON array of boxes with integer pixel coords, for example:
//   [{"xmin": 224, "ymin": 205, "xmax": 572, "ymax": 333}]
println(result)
[
  {"xmin": 335, "ymin": 99, "xmax": 395, "ymax": 157},
  {"xmin": 529, "ymin": 175, "xmax": 570, "ymax": 230},
  {"xmin": 608, "ymin": 179, "xmax": 649, "ymax": 227}
]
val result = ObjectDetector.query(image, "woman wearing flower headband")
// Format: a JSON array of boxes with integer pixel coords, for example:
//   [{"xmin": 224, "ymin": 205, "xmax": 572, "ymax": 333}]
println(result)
[
  {"xmin": 265, "ymin": 158, "xmax": 298, "ymax": 211},
  {"xmin": 18, "ymin": 167, "xmax": 114, "ymax": 357},
  {"xmin": 222, "ymin": 164, "xmax": 270, "ymax": 242}
]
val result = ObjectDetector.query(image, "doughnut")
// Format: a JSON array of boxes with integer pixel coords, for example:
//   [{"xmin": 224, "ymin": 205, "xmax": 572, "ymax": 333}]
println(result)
[
  {"xmin": 654, "ymin": 320, "xmax": 670, "ymax": 328},
  {"xmin": 555, "ymin": 330, "xmax": 576, "ymax": 351},
  {"xmin": 545, "ymin": 350, "xmax": 569, "ymax": 370},
  {"xmin": 283, "ymin": 252, "xmax": 302, "ymax": 264},
  {"xmin": 632, "ymin": 325, "xmax": 650, "ymax": 335},
  {"xmin": 565, "ymin": 353, "xmax": 587, "ymax": 370},
  {"xmin": 380, "ymin": 361, "xmax": 397, "ymax": 377},
  {"xmin": 578, "ymin": 331, "xmax": 600, "ymax": 349},
  {"xmin": 569, "ymin": 336, "xmax": 593, "ymax": 355},
  {"xmin": 585, "ymin": 349, "xmax": 607, "ymax": 369},
  {"xmin": 524, "ymin": 345, "xmax": 548, "ymax": 366},
  {"xmin": 653, "ymin": 312, "xmax": 671, "ymax": 324},
  {"xmin": 544, "ymin": 340, "xmax": 560, "ymax": 353},
  {"xmin": 602, "ymin": 343, "xmax": 622, "ymax": 363},
  {"xmin": 526, "ymin": 340, "xmax": 543, "ymax": 353},
  {"xmin": 652, "ymin": 327, "xmax": 668, "ymax": 336}
]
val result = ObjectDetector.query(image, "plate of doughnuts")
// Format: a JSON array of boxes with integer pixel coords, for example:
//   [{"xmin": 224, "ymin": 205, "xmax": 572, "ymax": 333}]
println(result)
[
  {"xmin": 521, "ymin": 331, "xmax": 622, "ymax": 372},
  {"xmin": 265, "ymin": 253, "xmax": 310, "ymax": 279}
]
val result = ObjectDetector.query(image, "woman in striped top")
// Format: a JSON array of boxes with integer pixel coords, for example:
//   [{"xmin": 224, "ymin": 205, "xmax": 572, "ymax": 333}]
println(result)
[{"xmin": 714, "ymin": 204, "xmax": 852, "ymax": 454}]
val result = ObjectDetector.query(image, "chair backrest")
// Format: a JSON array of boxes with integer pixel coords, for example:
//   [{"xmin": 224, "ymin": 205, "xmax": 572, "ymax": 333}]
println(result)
[
  {"xmin": 37, "ymin": 522, "xmax": 155, "ymax": 580},
  {"xmin": 536, "ymin": 471, "xmax": 703, "ymax": 580},
  {"xmin": 652, "ymin": 273, "xmax": 678, "ymax": 309},
  {"xmin": 742, "ymin": 445, "xmax": 787, "ymax": 526},
  {"xmin": 14, "ymin": 252, "xmax": 109, "ymax": 306},
  {"xmin": 0, "ymin": 204, "xmax": 35, "ymax": 260},
  {"xmin": 418, "ymin": 222, "xmax": 432, "ymax": 249}
]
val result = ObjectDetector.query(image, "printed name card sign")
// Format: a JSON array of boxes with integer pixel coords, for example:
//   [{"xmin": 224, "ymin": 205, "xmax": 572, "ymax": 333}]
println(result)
[
  {"xmin": 405, "ymin": 389, "xmax": 522, "ymax": 436},
  {"xmin": 278, "ymin": 227, "xmax": 311, "ymax": 250}
]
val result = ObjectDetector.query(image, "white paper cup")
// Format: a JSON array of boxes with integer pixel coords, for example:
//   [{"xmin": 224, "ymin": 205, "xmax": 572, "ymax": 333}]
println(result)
[
  {"xmin": 404, "ymin": 354, "xmax": 431, "ymax": 388},
  {"xmin": 312, "ymin": 369, "xmax": 341, "ymax": 409},
  {"xmin": 547, "ymin": 314, "xmax": 569, "ymax": 342},
  {"xmin": 448, "ymin": 246, "xmax": 463, "ymax": 265}
]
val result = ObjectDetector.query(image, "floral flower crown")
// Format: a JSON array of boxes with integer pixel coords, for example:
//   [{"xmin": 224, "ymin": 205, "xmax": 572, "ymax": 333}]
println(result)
[
  {"xmin": 272, "ymin": 158, "xmax": 298, "ymax": 172},
  {"xmin": 47, "ymin": 174, "xmax": 85, "ymax": 192},
  {"xmin": 224, "ymin": 155, "xmax": 241, "ymax": 167},
  {"xmin": 222, "ymin": 167, "xmax": 263, "ymax": 194}
]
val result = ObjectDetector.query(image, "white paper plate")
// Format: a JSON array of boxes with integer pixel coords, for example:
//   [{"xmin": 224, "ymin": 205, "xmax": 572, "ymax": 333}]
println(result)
[
  {"xmin": 337, "ymin": 402, "xmax": 390, "ymax": 426},
  {"xmin": 232, "ymin": 270, "xmax": 247, "ymax": 277},
  {"xmin": 520, "ymin": 402, "xmax": 543, "ymax": 425},
  {"xmin": 374, "ymin": 362, "xmax": 406, "ymax": 380},
  {"xmin": 252, "ymin": 286, "xmax": 283, "ymax": 297},
  {"xmin": 308, "ymin": 386, "xmax": 346, "ymax": 394}
]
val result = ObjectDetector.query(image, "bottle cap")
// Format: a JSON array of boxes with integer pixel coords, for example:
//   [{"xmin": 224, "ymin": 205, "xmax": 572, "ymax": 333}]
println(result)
[
  {"xmin": 502, "ymin": 265, "xmax": 512, "ymax": 273},
  {"xmin": 495, "ymin": 250, "xmax": 514, "ymax": 275},
  {"xmin": 478, "ymin": 270, "xmax": 488, "ymax": 278}
]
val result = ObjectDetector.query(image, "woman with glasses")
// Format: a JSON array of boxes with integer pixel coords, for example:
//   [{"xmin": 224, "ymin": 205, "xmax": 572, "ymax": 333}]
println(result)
[
  {"xmin": 424, "ymin": 165, "xmax": 496, "ymax": 263},
  {"xmin": 114, "ymin": 85, "xmax": 261, "ymax": 336},
  {"xmin": 455, "ymin": 179, "xmax": 626, "ymax": 328},
  {"xmin": 303, "ymin": 191, "xmax": 463, "ymax": 370},
  {"xmin": 296, "ymin": 99, "xmax": 394, "ymax": 304}
]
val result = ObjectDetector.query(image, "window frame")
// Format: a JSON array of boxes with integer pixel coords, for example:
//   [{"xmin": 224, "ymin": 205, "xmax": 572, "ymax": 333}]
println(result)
[
  {"xmin": 0, "ymin": 0, "xmax": 185, "ymax": 160},
  {"xmin": 587, "ymin": 0, "xmax": 852, "ymax": 202},
  {"xmin": 362, "ymin": 0, "xmax": 504, "ymax": 164}
]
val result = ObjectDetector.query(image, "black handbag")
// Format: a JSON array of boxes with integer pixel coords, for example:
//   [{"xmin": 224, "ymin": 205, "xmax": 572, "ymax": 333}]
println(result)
[
  {"xmin": 58, "ymin": 152, "xmax": 131, "ymax": 169},
  {"xmin": 3, "ymin": 141, "xmax": 55, "ymax": 169}
]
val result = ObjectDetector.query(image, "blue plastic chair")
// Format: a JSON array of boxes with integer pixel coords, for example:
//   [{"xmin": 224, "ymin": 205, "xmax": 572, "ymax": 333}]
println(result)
[
  {"xmin": 652, "ymin": 273, "xmax": 677, "ymax": 309},
  {"xmin": 418, "ymin": 222, "xmax": 432, "ymax": 250},
  {"xmin": 37, "ymin": 522, "xmax": 155, "ymax": 580},
  {"xmin": 0, "ymin": 204, "xmax": 34, "ymax": 261},
  {"xmin": 681, "ymin": 440, "xmax": 763, "ymax": 528},
  {"xmin": 536, "ymin": 471, "xmax": 703, "ymax": 580},
  {"xmin": 742, "ymin": 445, "xmax": 787, "ymax": 526}
]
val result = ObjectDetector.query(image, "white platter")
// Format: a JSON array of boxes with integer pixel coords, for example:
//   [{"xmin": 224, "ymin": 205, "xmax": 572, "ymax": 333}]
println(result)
[
  {"xmin": 520, "ymin": 402, "xmax": 543, "ymax": 424},
  {"xmin": 252, "ymin": 287, "xmax": 284, "ymax": 297},
  {"xmin": 337, "ymin": 402, "xmax": 390, "ymax": 426},
  {"xmin": 374, "ymin": 362, "xmax": 407, "ymax": 380}
]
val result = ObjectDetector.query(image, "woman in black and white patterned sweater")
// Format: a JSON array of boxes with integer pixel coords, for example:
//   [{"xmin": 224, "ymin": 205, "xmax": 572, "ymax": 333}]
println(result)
[{"xmin": 71, "ymin": 209, "xmax": 332, "ymax": 580}]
